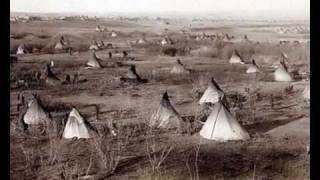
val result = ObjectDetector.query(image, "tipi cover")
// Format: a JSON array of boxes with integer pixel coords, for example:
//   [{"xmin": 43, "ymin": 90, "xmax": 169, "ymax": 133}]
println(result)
[
  {"xmin": 246, "ymin": 59, "xmax": 260, "ymax": 73},
  {"xmin": 87, "ymin": 51, "xmax": 102, "ymax": 68},
  {"xmin": 229, "ymin": 50, "xmax": 245, "ymax": 64},
  {"xmin": 274, "ymin": 61, "xmax": 293, "ymax": 82},
  {"xmin": 23, "ymin": 98, "xmax": 50, "ymax": 125},
  {"xmin": 199, "ymin": 101, "xmax": 249, "ymax": 141},
  {"xmin": 63, "ymin": 108, "xmax": 90, "ymax": 139},
  {"xmin": 199, "ymin": 78, "xmax": 224, "ymax": 105},
  {"xmin": 170, "ymin": 59, "xmax": 190, "ymax": 74},
  {"xmin": 149, "ymin": 92, "xmax": 182, "ymax": 129}
]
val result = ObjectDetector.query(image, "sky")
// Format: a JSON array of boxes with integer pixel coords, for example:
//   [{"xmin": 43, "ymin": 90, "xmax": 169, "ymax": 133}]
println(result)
[{"xmin": 10, "ymin": 0, "xmax": 310, "ymax": 18}]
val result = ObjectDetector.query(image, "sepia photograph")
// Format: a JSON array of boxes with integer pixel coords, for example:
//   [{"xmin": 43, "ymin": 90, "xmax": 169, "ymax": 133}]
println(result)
[{"xmin": 10, "ymin": 0, "xmax": 310, "ymax": 179}]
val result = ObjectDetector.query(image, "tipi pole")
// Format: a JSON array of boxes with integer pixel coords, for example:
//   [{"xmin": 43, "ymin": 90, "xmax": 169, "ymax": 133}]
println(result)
[{"xmin": 210, "ymin": 103, "xmax": 223, "ymax": 138}]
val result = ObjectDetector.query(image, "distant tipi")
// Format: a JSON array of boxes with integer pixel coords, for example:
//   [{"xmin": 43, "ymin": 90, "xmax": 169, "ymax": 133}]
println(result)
[
  {"xmin": 16, "ymin": 44, "xmax": 28, "ymax": 55},
  {"xmin": 126, "ymin": 65, "xmax": 142, "ymax": 82},
  {"xmin": 149, "ymin": 91, "xmax": 183, "ymax": 130},
  {"xmin": 229, "ymin": 50, "xmax": 245, "ymax": 64},
  {"xmin": 63, "ymin": 108, "xmax": 90, "ymax": 139},
  {"xmin": 170, "ymin": 59, "xmax": 190, "ymax": 74},
  {"xmin": 199, "ymin": 101, "xmax": 250, "ymax": 141},
  {"xmin": 274, "ymin": 60, "xmax": 293, "ymax": 82},
  {"xmin": 87, "ymin": 50, "xmax": 102, "ymax": 68},
  {"xmin": 246, "ymin": 59, "xmax": 261, "ymax": 73},
  {"xmin": 302, "ymin": 84, "xmax": 310, "ymax": 101}
]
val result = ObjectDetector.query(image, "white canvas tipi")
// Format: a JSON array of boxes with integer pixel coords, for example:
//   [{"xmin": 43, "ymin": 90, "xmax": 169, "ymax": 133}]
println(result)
[
  {"xmin": 23, "ymin": 98, "xmax": 50, "ymax": 125},
  {"xmin": 87, "ymin": 50, "xmax": 102, "ymax": 68},
  {"xmin": 274, "ymin": 60, "xmax": 293, "ymax": 82},
  {"xmin": 199, "ymin": 78, "xmax": 224, "ymax": 105},
  {"xmin": 229, "ymin": 50, "xmax": 245, "ymax": 64},
  {"xmin": 302, "ymin": 84, "xmax": 310, "ymax": 101},
  {"xmin": 63, "ymin": 108, "xmax": 90, "ymax": 139},
  {"xmin": 126, "ymin": 65, "xmax": 142, "ymax": 82},
  {"xmin": 170, "ymin": 59, "xmax": 190, "ymax": 74},
  {"xmin": 246, "ymin": 59, "xmax": 260, "ymax": 73},
  {"xmin": 16, "ymin": 44, "xmax": 27, "ymax": 55},
  {"xmin": 199, "ymin": 101, "xmax": 250, "ymax": 141},
  {"xmin": 149, "ymin": 92, "xmax": 182, "ymax": 129}
]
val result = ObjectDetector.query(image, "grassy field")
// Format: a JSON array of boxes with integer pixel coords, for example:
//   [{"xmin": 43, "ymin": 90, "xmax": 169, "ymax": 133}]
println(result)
[{"xmin": 10, "ymin": 18, "xmax": 309, "ymax": 180}]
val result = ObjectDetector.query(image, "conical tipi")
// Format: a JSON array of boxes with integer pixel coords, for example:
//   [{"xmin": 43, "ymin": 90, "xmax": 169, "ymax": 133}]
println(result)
[
  {"xmin": 127, "ymin": 65, "xmax": 142, "ymax": 81},
  {"xmin": 199, "ymin": 77, "xmax": 224, "ymax": 105},
  {"xmin": 16, "ymin": 44, "xmax": 27, "ymax": 55},
  {"xmin": 87, "ymin": 50, "xmax": 102, "ymax": 68},
  {"xmin": 302, "ymin": 84, "xmax": 310, "ymax": 101},
  {"xmin": 229, "ymin": 50, "xmax": 245, "ymax": 64},
  {"xmin": 170, "ymin": 59, "xmax": 190, "ymax": 74},
  {"xmin": 199, "ymin": 101, "xmax": 250, "ymax": 141},
  {"xmin": 274, "ymin": 60, "xmax": 293, "ymax": 82},
  {"xmin": 149, "ymin": 92, "xmax": 182, "ymax": 130},
  {"xmin": 63, "ymin": 108, "xmax": 90, "ymax": 139},
  {"xmin": 55, "ymin": 36, "xmax": 67, "ymax": 50},
  {"xmin": 246, "ymin": 59, "xmax": 260, "ymax": 73},
  {"xmin": 23, "ymin": 97, "xmax": 50, "ymax": 125}
]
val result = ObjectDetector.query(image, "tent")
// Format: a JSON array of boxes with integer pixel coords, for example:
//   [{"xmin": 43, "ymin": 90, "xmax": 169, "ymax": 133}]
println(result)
[
  {"xmin": 63, "ymin": 108, "xmax": 90, "ymax": 139},
  {"xmin": 229, "ymin": 50, "xmax": 245, "ymax": 64},
  {"xmin": 23, "ymin": 98, "xmax": 50, "ymax": 125},
  {"xmin": 54, "ymin": 36, "xmax": 68, "ymax": 50},
  {"xmin": 149, "ymin": 92, "xmax": 182, "ymax": 130},
  {"xmin": 274, "ymin": 60, "xmax": 293, "ymax": 82},
  {"xmin": 161, "ymin": 38, "xmax": 168, "ymax": 45},
  {"xmin": 16, "ymin": 44, "xmax": 28, "ymax": 55},
  {"xmin": 199, "ymin": 101, "xmax": 250, "ymax": 141},
  {"xmin": 126, "ymin": 65, "xmax": 142, "ymax": 82},
  {"xmin": 170, "ymin": 59, "xmax": 190, "ymax": 74},
  {"xmin": 302, "ymin": 84, "xmax": 310, "ymax": 101},
  {"xmin": 246, "ymin": 59, "xmax": 260, "ymax": 73},
  {"xmin": 199, "ymin": 78, "xmax": 224, "ymax": 105},
  {"xmin": 87, "ymin": 50, "xmax": 102, "ymax": 68}
]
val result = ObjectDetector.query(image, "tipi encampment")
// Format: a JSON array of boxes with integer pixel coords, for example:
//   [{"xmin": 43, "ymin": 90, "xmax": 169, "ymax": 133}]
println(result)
[
  {"xmin": 63, "ymin": 108, "xmax": 90, "ymax": 139},
  {"xmin": 199, "ymin": 101, "xmax": 250, "ymax": 141}
]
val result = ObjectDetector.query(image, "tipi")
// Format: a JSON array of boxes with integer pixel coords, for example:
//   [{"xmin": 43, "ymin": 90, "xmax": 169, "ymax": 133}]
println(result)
[
  {"xmin": 229, "ymin": 50, "xmax": 245, "ymax": 64},
  {"xmin": 199, "ymin": 77, "xmax": 224, "ymax": 105},
  {"xmin": 111, "ymin": 31, "xmax": 117, "ymax": 37},
  {"xmin": 89, "ymin": 40, "xmax": 99, "ymax": 50},
  {"xmin": 199, "ymin": 101, "xmax": 250, "ymax": 141},
  {"xmin": 302, "ymin": 84, "xmax": 310, "ymax": 101},
  {"xmin": 161, "ymin": 38, "xmax": 168, "ymax": 45},
  {"xmin": 246, "ymin": 59, "xmax": 260, "ymax": 73},
  {"xmin": 16, "ymin": 44, "xmax": 27, "ymax": 55},
  {"xmin": 274, "ymin": 60, "xmax": 293, "ymax": 82},
  {"xmin": 23, "ymin": 97, "xmax": 50, "ymax": 125},
  {"xmin": 55, "ymin": 36, "xmax": 68, "ymax": 50},
  {"xmin": 149, "ymin": 92, "xmax": 183, "ymax": 130},
  {"xmin": 170, "ymin": 59, "xmax": 190, "ymax": 74},
  {"xmin": 126, "ymin": 65, "xmax": 142, "ymax": 82},
  {"xmin": 62, "ymin": 108, "xmax": 90, "ymax": 139},
  {"xmin": 87, "ymin": 50, "xmax": 102, "ymax": 68}
]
